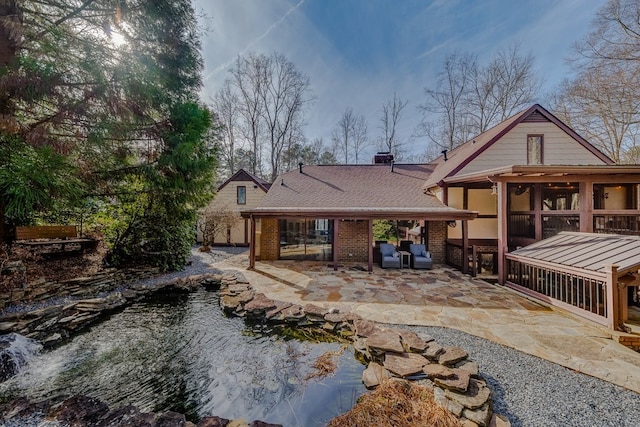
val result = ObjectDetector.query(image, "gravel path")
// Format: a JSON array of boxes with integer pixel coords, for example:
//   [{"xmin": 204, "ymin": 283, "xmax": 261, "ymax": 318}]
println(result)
[{"xmin": 404, "ymin": 325, "xmax": 640, "ymax": 427}]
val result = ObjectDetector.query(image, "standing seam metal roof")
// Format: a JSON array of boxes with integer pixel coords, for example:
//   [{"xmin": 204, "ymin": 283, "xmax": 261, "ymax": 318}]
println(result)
[{"xmin": 509, "ymin": 232, "xmax": 640, "ymax": 274}]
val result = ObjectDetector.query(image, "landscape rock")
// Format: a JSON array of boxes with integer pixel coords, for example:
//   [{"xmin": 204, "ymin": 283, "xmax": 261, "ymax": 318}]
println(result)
[
  {"xmin": 463, "ymin": 402, "xmax": 492, "ymax": 427},
  {"xmin": 439, "ymin": 346, "xmax": 469, "ymax": 366},
  {"xmin": 243, "ymin": 293, "xmax": 275, "ymax": 314},
  {"xmin": 423, "ymin": 341, "xmax": 445, "ymax": 360},
  {"xmin": 197, "ymin": 416, "xmax": 231, "ymax": 427},
  {"xmin": 53, "ymin": 395, "xmax": 110, "ymax": 426},
  {"xmin": 353, "ymin": 319, "xmax": 379, "ymax": 337},
  {"xmin": 457, "ymin": 360, "xmax": 480, "ymax": 377},
  {"xmin": 362, "ymin": 362, "xmax": 390, "ymax": 388},
  {"xmin": 445, "ymin": 378, "xmax": 492, "ymax": 410},
  {"xmin": 365, "ymin": 329, "xmax": 404, "ymax": 354},
  {"xmin": 156, "ymin": 411, "xmax": 187, "ymax": 427},
  {"xmin": 383, "ymin": 352, "xmax": 429, "ymax": 377},
  {"xmin": 432, "ymin": 368, "xmax": 471, "ymax": 392},
  {"xmin": 489, "ymin": 414, "xmax": 511, "ymax": 427},
  {"xmin": 397, "ymin": 329, "xmax": 429, "ymax": 352},
  {"xmin": 422, "ymin": 363, "xmax": 456, "ymax": 379}
]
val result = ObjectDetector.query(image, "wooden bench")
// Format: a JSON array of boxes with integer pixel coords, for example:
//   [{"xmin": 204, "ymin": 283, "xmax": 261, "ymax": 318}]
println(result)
[{"xmin": 15, "ymin": 225, "xmax": 97, "ymax": 253}]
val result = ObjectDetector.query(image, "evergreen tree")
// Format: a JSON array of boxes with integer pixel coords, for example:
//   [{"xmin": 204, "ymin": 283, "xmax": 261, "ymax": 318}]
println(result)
[{"xmin": 0, "ymin": 1, "xmax": 218, "ymax": 269}]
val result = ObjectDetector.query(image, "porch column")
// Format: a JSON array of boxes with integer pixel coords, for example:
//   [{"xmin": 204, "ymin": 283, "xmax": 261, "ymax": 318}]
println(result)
[
  {"xmin": 497, "ymin": 181, "xmax": 508, "ymax": 284},
  {"xmin": 333, "ymin": 219, "xmax": 340, "ymax": 271},
  {"xmin": 249, "ymin": 216, "xmax": 256, "ymax": 269},
  {"xmin": 462, "ymin": 219, "xmax": 468, "ymax": 274},
  {"xmin": 605, "ymin": 264, "xmax": 619, "ymax": 330},
  {"xmin": 368, "ymin": 219, "xmax": 373, "ymax": 272},
  {"xmin": 579, "ymin": 180, "xmax": 593, "ymax": 232}
]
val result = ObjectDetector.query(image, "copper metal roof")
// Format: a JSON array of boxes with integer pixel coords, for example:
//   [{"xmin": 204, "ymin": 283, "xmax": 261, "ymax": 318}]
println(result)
[{"xmin": 509, "ymin": 232, "xmax": 640, "ymax": 275}]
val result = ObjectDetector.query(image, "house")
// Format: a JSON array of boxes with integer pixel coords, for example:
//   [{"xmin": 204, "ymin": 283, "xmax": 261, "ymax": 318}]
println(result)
[
  {"xmin": 242, "ymin": 104, "xmax": 640, "ymax": 331},
  {"xmin": 198, "ymin": 169, "xmax": 270, "ymax": 246}
]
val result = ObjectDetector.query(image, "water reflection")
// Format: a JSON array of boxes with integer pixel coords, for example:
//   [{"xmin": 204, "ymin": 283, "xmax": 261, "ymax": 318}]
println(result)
[{"xmin": 0, "ymin": 289, "xmax": 365, "ymax": 426}]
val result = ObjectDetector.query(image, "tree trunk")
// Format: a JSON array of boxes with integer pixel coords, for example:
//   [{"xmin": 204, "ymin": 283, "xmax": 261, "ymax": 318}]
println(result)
[{"xmin": 0, "ymin": 0, "xmax": 21, "ymax": 243}]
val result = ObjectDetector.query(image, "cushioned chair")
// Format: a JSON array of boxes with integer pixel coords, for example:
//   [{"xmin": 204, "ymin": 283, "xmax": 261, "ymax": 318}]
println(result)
[
  {"xmin": 379, "ymin": 243, "xmax": 401, "ymax": 268},
  {"xmin": 409, "ymin": 244, "xmax": 433, "ymax": 269}
]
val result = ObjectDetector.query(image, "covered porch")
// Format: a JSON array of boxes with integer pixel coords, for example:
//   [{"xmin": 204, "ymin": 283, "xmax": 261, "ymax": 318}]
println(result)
[{"xmin": 242, "ymin": 207, "xmax": 477, "ymax": 273}]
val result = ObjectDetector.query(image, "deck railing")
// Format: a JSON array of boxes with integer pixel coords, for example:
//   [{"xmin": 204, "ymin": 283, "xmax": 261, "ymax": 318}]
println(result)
[
  {"xmin": 594, "ymin": 214, "xmax": 640, "ymax": 236},
  {"xmin": 506, "ymin": 258, "xmax": 608, "ymax": 325}
]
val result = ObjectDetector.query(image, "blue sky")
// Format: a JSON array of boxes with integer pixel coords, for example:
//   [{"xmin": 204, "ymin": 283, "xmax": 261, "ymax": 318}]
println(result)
[{"xmin": 194, "ymin": 0, "xmax": 604, "ymax": 161}]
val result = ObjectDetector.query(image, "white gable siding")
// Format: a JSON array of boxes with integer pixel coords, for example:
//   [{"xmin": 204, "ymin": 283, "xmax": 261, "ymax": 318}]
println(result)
[{"xmin": 457, "ymin": 122, "xmax": 607, "ymax": 176}]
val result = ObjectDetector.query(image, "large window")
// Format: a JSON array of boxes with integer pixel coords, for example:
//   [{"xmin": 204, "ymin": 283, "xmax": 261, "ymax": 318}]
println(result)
[
  {"xmin": 237, "ymin": 186, "xmax": 246, "ymax": 205},
  {"xmin": 527, "ymin": 135, "xmax": 543, "ymax": 165},
  {"xmin": 279, "ymin": 219, "xmax": 333, "ymax": 261}
]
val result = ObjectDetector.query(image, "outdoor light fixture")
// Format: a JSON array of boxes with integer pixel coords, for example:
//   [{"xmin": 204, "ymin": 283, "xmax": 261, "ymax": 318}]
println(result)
[{"xmin": 491, "ymin": 182, "xmax": 498, "ymax": 195}]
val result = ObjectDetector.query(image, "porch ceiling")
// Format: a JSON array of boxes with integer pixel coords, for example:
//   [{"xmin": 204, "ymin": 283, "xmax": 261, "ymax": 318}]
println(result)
[{"xmin": 508, "ymin": 231, "xmax": 640, "ymax": 275}]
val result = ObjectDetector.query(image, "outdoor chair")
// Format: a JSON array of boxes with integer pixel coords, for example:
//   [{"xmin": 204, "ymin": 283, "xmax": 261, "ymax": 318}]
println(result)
[
  {"xmin": 379, "ymin": 243, "xmax": 401, "ymax": 268},
  {"xmin": 409, "ymin": 244, "xmax": 432, "ymax": 269}
]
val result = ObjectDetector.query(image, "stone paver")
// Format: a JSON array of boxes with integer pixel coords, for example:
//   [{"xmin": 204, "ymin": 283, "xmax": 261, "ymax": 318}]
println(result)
[{"xmin": 212, "ymin": 253, "xmax": 640, "ymax": 394}]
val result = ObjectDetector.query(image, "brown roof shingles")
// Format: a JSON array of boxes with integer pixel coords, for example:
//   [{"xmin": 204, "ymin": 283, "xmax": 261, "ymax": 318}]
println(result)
[{"xmin": 246, "ymin": 164, "xmax": 476, "ymax": 219}]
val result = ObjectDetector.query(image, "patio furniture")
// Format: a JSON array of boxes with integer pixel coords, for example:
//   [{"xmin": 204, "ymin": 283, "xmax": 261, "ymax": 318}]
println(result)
[
  {"xmin": 379, "ymin": 243, "xmax": 401, "ymax": 268},
  {"xmin": 409, "ymin": 244, "xmax": 432, "ymax": 269},
  {"xmin": 399, "ymin": 250, "xmax": 411, "ymax": 268}
]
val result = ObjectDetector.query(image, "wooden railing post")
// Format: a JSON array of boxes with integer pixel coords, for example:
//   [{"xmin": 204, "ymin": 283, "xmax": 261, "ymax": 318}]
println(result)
[{"xmin": 605, "ymin": 265, "xmax": 618, "ymax": 330}]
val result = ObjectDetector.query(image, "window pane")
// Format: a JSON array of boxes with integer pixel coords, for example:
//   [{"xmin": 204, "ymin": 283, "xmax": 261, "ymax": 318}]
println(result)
[
  {"xmin": 542, "ymin": 183, "xmax": 579, "ymax": 211},
  {"xmin": 237, "ymin": 186, "xmax": 246, "ymax": 205},
  {"xmin": 527, "ymin": 135, "xmax": 542, "ymax": 165}
]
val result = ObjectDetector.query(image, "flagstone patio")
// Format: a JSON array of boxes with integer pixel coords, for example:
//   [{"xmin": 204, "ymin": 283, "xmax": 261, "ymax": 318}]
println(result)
[{"xmin": 211, "ymin": 252, "xmax": 640, "ymax": 394}]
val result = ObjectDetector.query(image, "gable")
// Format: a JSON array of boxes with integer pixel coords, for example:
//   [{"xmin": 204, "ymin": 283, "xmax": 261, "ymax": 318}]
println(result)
[
  {"xmin": 424, "ymin": 104, "xmax": 613, "ymax": 188},
  {"xmin": 456, "ymin": 122, "xmax": 610, "ymax": 176}
]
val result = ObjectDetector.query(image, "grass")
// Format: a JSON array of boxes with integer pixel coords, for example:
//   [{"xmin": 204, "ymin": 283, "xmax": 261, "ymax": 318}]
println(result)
[{"xmin": 327, "ymin": 379, "xmax": 462, "ymax": 427}]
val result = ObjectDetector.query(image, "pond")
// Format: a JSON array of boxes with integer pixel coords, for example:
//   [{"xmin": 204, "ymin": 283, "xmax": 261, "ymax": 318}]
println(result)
[{"xmin": 0, "ymin": 289, "xmax": 366, "ymax": 426}]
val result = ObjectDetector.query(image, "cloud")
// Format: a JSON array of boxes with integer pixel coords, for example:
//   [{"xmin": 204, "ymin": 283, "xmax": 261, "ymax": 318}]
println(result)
[{"xmin": 203, "ymin": 0, "xmax": 305, "ymax": 82}]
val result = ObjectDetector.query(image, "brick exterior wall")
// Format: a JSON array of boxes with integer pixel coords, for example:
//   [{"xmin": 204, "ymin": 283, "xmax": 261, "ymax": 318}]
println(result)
[
  {"xmin": 337, "ymin": 220, "xmax": 369, "ymax": 262},
  {"xmin": 260, "ymin": 218, "xmax": 279, "ymax": 261},
  {"xmin": 428, "ymin": 221, "xmax": 447, "ymax": 264}
]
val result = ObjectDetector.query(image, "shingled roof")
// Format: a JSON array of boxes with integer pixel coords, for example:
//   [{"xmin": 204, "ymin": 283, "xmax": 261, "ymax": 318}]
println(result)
[{"xmin": 243, "ymin": 163, "xmax": 476, "ymax": 220}]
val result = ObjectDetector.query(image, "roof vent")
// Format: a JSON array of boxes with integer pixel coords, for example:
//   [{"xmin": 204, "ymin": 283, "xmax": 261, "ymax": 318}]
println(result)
[
  {"xmin": 441, "ymin": 150, "xmax": 448, "ymax": 161},
  {"xmin": 373, "ymin": 151, "xmax": 394, "ymax": 164},
  {"xmin": 299, "ymin": 162, "xmax": 304, "ymax": 173}
]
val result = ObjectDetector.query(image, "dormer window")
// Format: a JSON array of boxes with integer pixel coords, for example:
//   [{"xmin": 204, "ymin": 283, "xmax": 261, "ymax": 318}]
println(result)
[{"xmin": 527, "ymin": 135, "xmax": 543, "ymax": 165}]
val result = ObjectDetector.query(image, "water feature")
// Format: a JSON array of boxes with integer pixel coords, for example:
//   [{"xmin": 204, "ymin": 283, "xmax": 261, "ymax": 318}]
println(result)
[{"xmin": 0, "ymin": 289, "xmax": 366, "ymax": 426}]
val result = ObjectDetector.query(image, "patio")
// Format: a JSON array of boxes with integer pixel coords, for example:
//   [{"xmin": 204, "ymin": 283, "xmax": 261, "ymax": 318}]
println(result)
[{"xmin": 211, "ymin": 252, "xmax": 640, "ymax": 394}]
